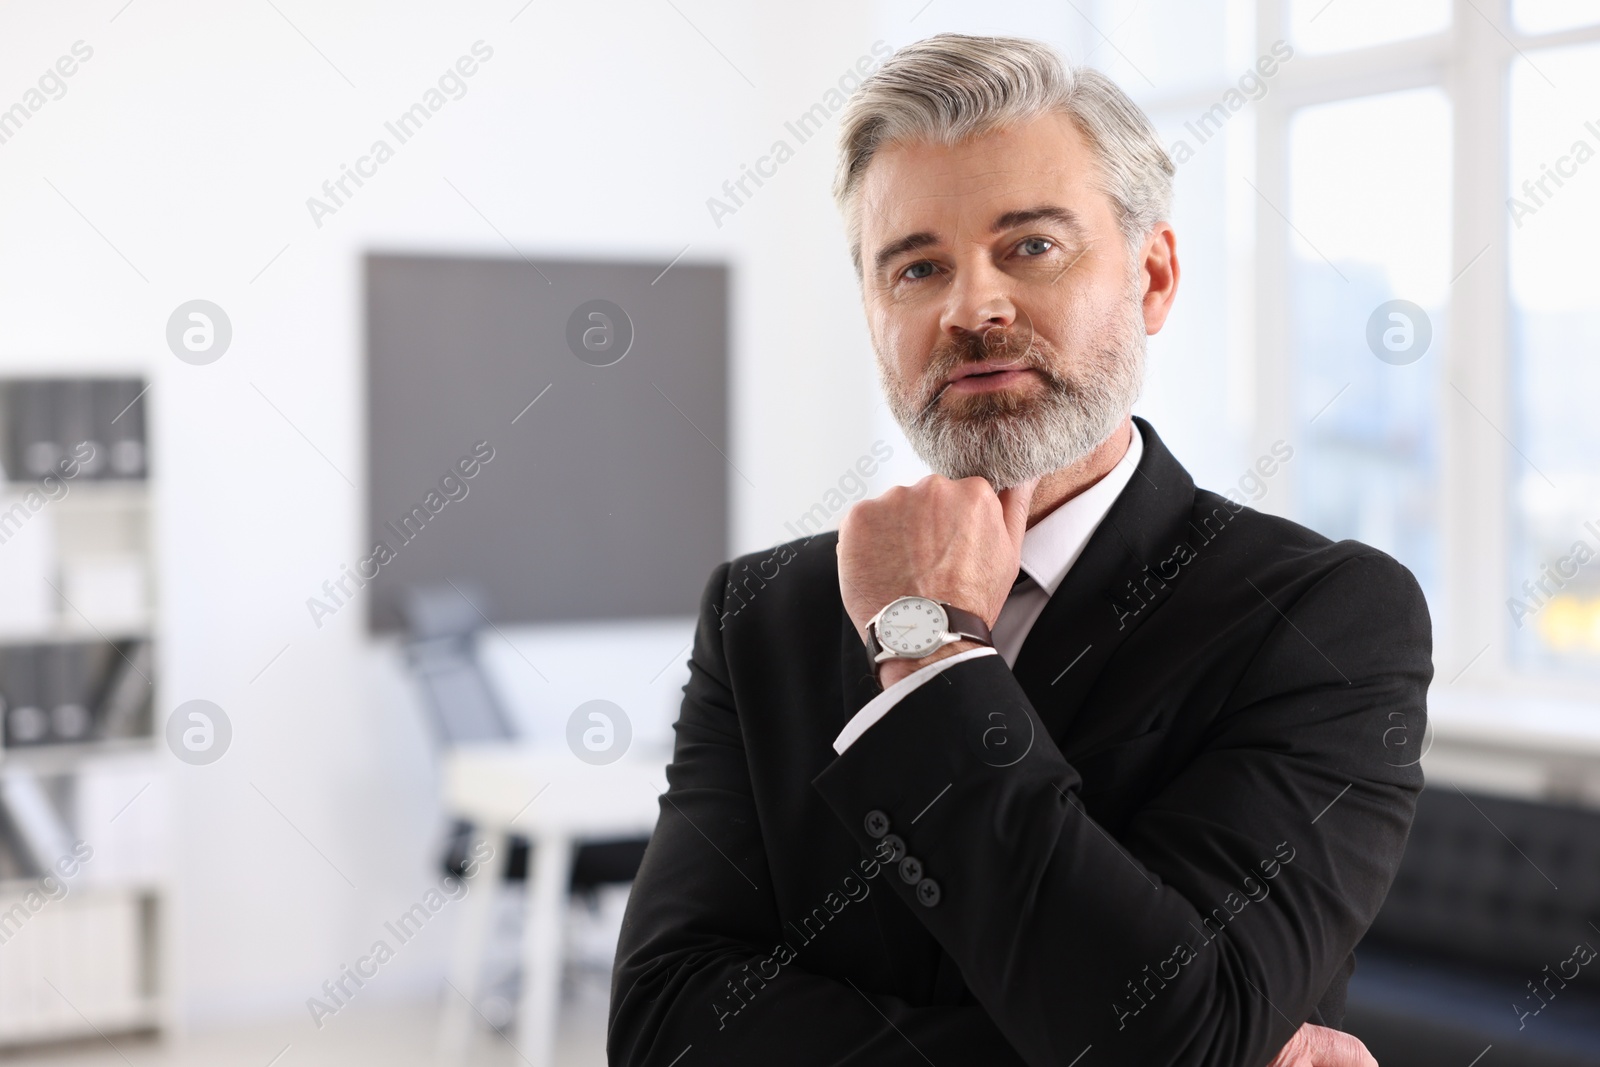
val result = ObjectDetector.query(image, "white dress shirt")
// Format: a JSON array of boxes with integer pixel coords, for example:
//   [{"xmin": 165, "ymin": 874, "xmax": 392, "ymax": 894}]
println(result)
[{"xmin": 832, "ymin": 423, "xmax": 1145, "ymax": 754}]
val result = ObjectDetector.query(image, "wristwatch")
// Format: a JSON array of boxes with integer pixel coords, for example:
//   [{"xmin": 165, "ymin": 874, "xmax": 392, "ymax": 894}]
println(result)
[{"xmin": 864, "ymin": 596, "xmax": 994, "ymax": 666}]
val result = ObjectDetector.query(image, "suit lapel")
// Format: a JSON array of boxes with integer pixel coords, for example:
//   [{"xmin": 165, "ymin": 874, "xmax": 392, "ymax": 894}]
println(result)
[
  {"xmin": 1009, "ymin": 418, "xmax": 1196, "ymax": 753},
  {"xmin": 828, "ymin": 419, "xmax": 1198, "ymax": 1004}
]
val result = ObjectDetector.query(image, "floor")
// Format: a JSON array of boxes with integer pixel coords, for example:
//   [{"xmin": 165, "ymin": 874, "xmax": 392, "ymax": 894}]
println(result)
[
  {"xmin": 0, "ymin": 883, "xmax": 631, "ymax": 1066},
  {"xmin": 0, "ymin": 981, "xmax": 612, "ymax": 1067},
  {"xmin": 0, "ymin": 892, "xmax": 622, "ymax": 1067}
]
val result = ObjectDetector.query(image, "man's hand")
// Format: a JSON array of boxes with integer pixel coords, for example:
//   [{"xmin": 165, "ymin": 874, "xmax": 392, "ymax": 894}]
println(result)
[
  {"xmin": 836, "ymin": 473, "xmax": 1039, "ymax": 652},
  {"xmin": 1267, "ymin": 1023, "xmax": 1378, "ymax": 1067}
]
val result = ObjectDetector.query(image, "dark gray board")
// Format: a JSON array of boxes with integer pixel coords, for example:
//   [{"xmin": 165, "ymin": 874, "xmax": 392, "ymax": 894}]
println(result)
[{"xmin": 364, "ymin": 253, "xmax": 729, "ymax": 631}]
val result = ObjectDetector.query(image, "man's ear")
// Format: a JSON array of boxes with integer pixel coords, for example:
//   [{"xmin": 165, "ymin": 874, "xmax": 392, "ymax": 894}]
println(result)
[{"xmin": 1140, "ymin": 223, "xmax": 1179, "ymax": 335}]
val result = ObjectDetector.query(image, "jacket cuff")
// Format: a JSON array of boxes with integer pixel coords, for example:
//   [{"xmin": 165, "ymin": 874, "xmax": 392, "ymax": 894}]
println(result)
[{"xmin": 832, "ymin": 646, "xmax": 999, "ymax": 753}]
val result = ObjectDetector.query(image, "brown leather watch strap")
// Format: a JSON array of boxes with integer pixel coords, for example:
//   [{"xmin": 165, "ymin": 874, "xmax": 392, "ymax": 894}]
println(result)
[{"xmin": 941, "ymin": 603, "xmax": 993, "ymax": 645}]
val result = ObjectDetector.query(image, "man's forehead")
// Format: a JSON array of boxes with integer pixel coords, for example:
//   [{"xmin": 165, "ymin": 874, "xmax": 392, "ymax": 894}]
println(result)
[{"xmin": 856, "ymin": 115, "xmax": 1103, "ymax": 246}]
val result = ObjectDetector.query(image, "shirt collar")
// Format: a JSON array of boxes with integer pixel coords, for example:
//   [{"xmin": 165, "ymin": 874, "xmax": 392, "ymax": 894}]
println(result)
[{"xmin": 1017, "ymin": 422, "xmax": 1144, "ymax": 596}]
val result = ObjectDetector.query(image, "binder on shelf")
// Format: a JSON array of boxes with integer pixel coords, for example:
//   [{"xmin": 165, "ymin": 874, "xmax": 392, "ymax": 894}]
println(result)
[
  {"xmin": 43, "ymin": 644, "xmax": 94, "ymax": 743},
  {"xmin": 55, "ymin": 380, "xmax": 103, "ymax": 479},
  {"xmin": 1, "ymin": 647, "xmax": 49, "ymax": 747},
  {"xmin": 94, "ymin": 641, "xmax": 153, "ymax": 741},
  {"xmin": 0, "ymin": 768, "xmax": 74, "ymax": 875},
  {"xmin": 6, "ymin": 381, "xmax": 60, "ymax": 482},
  {"xmin": 96, "ymin": 379, "xmax": 146, "ymax": 480}
]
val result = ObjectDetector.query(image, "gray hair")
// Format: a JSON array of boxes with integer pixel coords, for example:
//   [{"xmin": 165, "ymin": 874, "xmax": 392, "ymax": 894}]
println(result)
[{"xmin": 833, "ymin": 33, "xmax": 1174, "ymax": 275}]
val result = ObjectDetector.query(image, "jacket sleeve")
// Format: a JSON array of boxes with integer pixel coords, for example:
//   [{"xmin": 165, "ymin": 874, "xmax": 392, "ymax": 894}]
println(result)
[
  {"xmin": 810, "ymin": 551, "xmax": 1432, "ymax": 1067},
  {"xmin": 608, "ymin": 562, "xmax": 1029, "ymax": 1066}
]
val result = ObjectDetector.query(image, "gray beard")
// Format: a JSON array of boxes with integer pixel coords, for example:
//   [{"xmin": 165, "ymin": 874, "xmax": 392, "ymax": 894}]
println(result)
[{"xmin": 880, "ymin": 298, "xmax": 1147, "ymax": 491}]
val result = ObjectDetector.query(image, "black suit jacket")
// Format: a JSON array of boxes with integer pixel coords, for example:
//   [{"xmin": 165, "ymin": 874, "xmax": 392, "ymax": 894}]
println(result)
[{"xmin": 609, "ymin": 417, "xmax": 1431, "ymax": 1067}]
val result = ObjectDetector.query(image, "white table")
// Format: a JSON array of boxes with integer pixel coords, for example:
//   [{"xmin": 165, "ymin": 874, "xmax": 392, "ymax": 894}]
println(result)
[{"xmin": 435, "ymin": 744, "xmax": 666, "ymax": 1067}]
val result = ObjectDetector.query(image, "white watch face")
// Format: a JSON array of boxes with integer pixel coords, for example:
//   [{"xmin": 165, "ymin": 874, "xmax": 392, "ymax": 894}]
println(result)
[{"xmin": 877, "ymin": 597, "xmax": 949, "ymax": 656}]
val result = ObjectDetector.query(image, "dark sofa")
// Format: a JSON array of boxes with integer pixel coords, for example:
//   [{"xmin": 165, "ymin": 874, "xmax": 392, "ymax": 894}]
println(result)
[{"xmin": 1346, "ymin": 785, "xmax": 1600, "ymax": 1066}]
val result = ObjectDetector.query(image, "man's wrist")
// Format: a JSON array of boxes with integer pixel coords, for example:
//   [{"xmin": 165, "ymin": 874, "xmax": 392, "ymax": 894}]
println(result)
[{"xmin": 875, "ymin": 639, "xmax": 985, "ymax": 689}]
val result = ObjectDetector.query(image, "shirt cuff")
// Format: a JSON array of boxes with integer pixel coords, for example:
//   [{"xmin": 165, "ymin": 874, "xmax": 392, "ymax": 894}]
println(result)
[{"xmin": 832, "ymin": 646, "xmax": 999, "ymax": 754}]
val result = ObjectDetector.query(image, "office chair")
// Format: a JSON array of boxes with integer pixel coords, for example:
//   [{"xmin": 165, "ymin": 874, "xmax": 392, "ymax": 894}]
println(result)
[{"xmin": 399, "ymin": 581, "xmax": 649, "ymax": 886}]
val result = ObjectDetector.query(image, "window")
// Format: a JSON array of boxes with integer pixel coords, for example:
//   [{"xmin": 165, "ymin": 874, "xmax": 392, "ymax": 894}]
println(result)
[
  {"xmin": 1287, "ymin": 88, "xmax": 1451, "ymax": 611},
  {"xmin": 1072, "ymin": 0, "xmax": 1600, "ymax": 697},
  {"xmin": 1288, "ymin": 0, "xmax": 1450, "ymax": 54},
  {"xmin": 1507, "ymin": 41, "xmax": 1600, "ymax": 672}
]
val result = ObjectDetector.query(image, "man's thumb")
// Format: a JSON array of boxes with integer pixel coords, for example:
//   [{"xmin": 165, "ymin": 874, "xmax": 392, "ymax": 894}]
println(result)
[{"xmin": 996, "ymin": 476, "xmax": 1040, "ymax": 549}]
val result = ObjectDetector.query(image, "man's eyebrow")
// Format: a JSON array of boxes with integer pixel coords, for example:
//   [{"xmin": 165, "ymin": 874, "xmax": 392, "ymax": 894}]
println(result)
[
  {"xmin": 871, "ymin": 205, "xmax": 1085, "ymax": 275},
  {"xmin": 872, "ymin": 231, "xmax": 939, "ymax": 275},
  {"xmin": 992, "ymin": 205, "xmax": 1085, "ymax": 236}
]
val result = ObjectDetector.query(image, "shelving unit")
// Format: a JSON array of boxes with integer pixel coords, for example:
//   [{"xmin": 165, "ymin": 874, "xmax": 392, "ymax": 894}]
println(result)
[{"xmin": 0, "ymin": 376, "xmax": 168, "ymax": 1048}]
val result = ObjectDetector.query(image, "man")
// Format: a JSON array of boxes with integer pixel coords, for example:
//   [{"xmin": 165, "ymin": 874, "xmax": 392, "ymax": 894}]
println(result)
[{"xmin": 610, "ymin": 33, "xmax": 1429, "ymax": 1067}]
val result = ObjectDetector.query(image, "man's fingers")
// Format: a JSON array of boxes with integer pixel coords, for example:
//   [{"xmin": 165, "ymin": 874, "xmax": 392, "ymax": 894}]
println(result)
[{"xmin": 1303, "ymin": 1024, "xmax": 1378, "ymax": 1067}]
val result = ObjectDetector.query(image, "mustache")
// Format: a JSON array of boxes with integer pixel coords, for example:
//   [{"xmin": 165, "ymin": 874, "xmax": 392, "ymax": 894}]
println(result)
[{"xmin": 918, "ymin": 325, "xmax": 1056, "ymax": 416}]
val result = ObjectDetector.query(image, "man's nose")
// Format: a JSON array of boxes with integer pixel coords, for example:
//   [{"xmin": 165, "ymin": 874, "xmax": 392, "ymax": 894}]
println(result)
[{"xmin": 938, "ymin": 259, "xmax": 1017, "ymax": 338}]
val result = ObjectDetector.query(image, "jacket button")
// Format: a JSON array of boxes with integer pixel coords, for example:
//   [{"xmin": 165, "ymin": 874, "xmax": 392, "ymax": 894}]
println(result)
[
  {"xmin": 898, "ymin": 856, "xmax": 923, "ymax": 884},
  {"xmin": 863, "ymin": 810, "xmax": 891, "ymax": 839},
  {"xmin": 880, "ymin": 833, "xmax": 906, "ymax": 864},
  {"xmin": 916, "ymin": 878, "xmax": 941, "ymax": 907}
]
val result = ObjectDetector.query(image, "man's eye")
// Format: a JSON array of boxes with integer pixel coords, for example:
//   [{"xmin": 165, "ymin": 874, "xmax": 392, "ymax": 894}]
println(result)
[
  {"xmin": 901, "ymin": 261, "xmax": 937, "ymax": 282},
  {"xmin": 1017, "ymin": 237, "xmax": 1054, "ymax": 257}
]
